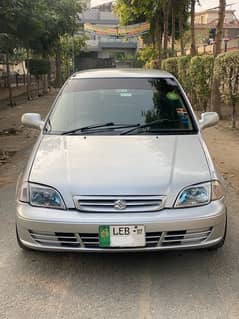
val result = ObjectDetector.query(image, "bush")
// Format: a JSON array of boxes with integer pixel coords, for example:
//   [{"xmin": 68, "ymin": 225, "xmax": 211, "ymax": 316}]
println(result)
[
  {"xmin": 158, "ymin": 52, "xmax": 238, "ymax": 121},
  {"xmin": 214, "ymin": 51, "xmax": 239, "ymax": 128},
  {"xmin": 177, "ymin": 56, "xmax": 192, "ymax": 94},
  {"xmin": 27, "ymin": 59, "xmax": 50, "ymax": 77},
  {"xmin": 137, "ymin": 46, "xmax": 157, "ymax": 66},
  {"xmin": 190, "ymin": 55, "xmax": 214, "ymax": 111},
  {"xmin": 161, "ymin": 57, "xmax": 179, "ymax": 78},
  {"xmin": 146, "ymin": 59, "xmax": 161, "ymax": 69}
]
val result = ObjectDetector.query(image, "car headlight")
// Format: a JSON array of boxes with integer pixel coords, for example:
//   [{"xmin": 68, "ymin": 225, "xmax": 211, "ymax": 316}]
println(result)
[
  {"xmin": 175, "ymin": 181, "xmax": 223, "ymax": 208},
  {"xmin": 18, "ymin": 182, "xmax": 65, "ymax": 210}
]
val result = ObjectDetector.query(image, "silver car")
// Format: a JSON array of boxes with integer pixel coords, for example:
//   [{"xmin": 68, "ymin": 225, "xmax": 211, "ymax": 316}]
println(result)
[{"xmin": 16, "ymin": 69, "xmax": 227, "ymax": 252}]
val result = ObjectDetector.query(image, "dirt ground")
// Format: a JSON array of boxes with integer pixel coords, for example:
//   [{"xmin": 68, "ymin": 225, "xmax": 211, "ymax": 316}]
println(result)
[
  {"xmin": 203, "ymin": 123, "xmax": 239, "ymax": 193},
  {"xmin": 0, "ymin": 91, "xmax": 57, "ymax": 186},
  {"xmin": 0, "ymin": 94, "xmax": 238, "ymax": 193}
]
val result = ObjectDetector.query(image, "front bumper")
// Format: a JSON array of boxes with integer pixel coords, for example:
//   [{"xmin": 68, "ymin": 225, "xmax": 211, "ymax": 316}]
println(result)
[{"xmin": 16, "ymin": 199, "xmax": 227, "ymax": 252}]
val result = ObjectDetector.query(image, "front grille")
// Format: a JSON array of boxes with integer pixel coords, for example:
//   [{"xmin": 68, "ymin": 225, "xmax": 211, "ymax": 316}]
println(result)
[
  {"xmin": 73, "ymin": 196, "xmax": 164, "ymax": 213},
  {"xmin": 161, "ymin": 227, "xmax": 212, "ymax": 247},
  {"xmin": 79, "ymin": 232, "xmax": 162, "ymax": 248},
  {"xmin": 29, "ymin": 230, "xmax": 161, "ymax": 248},
  {"xmin": 29, "ymin": 231, "xmax": 81, "ymax": 248},
  {"xmin": 29, "ymin": 227, "xmax": 212, "ymax": 249}
]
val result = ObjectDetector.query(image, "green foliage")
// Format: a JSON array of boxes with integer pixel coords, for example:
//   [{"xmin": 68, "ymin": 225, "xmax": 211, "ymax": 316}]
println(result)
[
  {"xmin": 115, "ymin": 0, "xmax": 190, "ymax": 61},
  {"xmin": 114, "ymin": 0, "xmax": 161, "ymax": 25},
  {"xmin": 0, "ymin": 0, "xmax": 82, "ymax": 55},
  {"xmin": 28, "ymin": 59, "xmax": 50, "ymax": 77},
  {"xmin": 145, "ymin": 59, "xmax": 159, "ymax": 69},
  {"xmin": 160, "ymin": 54, "xmax": 214, "ymax": 111},
  {"xmin": 214, "ymin": 51, "xmax": 239, "ymax": 127},
  {"xmin": 137, "ymin": 46, "xmax": 157, "ymax": 66},
  {"xmin": 190, "ymin": 55, "xmax": 214, "ymax": 111},
  {"xmin": 0, "ymin": 0, "xmax": 23, "ymax": 34},
  {"xmin": 214, "ymin": 51, "xmax": 239, "ymax": 105},
  {"xmin": 177, "ymin": 55, "xmax": 192, "ymax": 92},
  {"xmin": 60, "ymin": 35, "xmax": 86, "ymax": 58},
  {"xmin": 161, "ymin": 57, "xmax": 179, "ymax": 78},
  {"xmin": 60, "ymin": 34, "xmax": 86, "ymax": 79}
]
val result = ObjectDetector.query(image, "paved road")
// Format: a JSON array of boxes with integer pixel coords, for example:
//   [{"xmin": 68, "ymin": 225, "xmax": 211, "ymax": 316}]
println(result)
[
  {"xmin": 0, "ymin": 117, "xmax": 239, "ymax": 318},
  {"xmin": 0, "ymin": 168, "xmax": 239, "ymax": 319},
  {"xmin": 0, "ymin": 171, "xmax": 239, "ymax": 318}
]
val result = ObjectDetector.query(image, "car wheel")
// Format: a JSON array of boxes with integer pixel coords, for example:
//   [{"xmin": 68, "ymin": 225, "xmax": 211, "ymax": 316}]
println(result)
[
  {"xmin": 208, "ymin": 219, "xmax": 227, "ymax": 251},
  {"xmin": 16, "ymin": 226, "xmax": 32, "ymax": 251}
]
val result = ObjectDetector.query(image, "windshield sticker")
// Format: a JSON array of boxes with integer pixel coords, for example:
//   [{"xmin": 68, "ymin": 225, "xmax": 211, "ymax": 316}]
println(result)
[{"xmin": 120, "ymin": 92, "xmax": 132, "ymax": 97}]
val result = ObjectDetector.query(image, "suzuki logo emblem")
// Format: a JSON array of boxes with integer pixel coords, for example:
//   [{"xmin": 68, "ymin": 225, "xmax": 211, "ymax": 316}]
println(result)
[{"xmin": 114, "ymin": 200, "xmax": 127, "ymax": 210}]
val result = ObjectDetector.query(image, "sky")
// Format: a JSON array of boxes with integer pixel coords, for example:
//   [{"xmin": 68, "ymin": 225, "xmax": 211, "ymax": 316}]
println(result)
[{"xmin": 91, "ymin": 0, "xmax": 239, "ymax": 17}]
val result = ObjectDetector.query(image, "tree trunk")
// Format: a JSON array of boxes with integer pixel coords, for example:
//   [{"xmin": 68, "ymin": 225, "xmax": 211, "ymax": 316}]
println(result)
[
  {"xmin": 163, "ymin": 1, "xmax": 169, "ymax": 58},
  {"xmin": 190, "ymin": 0, "xmax": 197, "ymax": 56},
  {"xmin": 179, "ymin": 9, "xmax": 185, "ymax": 56},
  {"xmin": 42, "ymin": 53, "xmax": 49, "ymax": 95},
  {"xmin": 210, "ymin": 0, "xmax": 226, "ymax": 116},
  {"xmin": 26, "ymin": 48, "xmax": 31, "ymax": 100},
  {"xmin": 215, "ymin": 0, "xmax": 226, "ymax": 55},
  {"xmin": 171, "ymin": 6, "xmax": 175, "ymax": 56},
  {"xmin": 47, "ymin": 57, "xmax": 51, "ymax": 92},
  {"xmin": 42, "ymin": 74, "xmax": 48, "ymax": 95},
  {"xmin": 55, "ymin": 48, "xmax": 62, "ymax": 88},
  {"xmin": 151, "ymin": 19, "xmax": 156, "ymax": 49},
  {"xmin": 6, "ymin": 53, "xmax": 14, "ymax": 107},
  {"xmin": 155, "ymin": 19, "xmax": 163, "ymax": 67},
  {"xmin": 66, "ymin": 60, "xmax": 70, "ymax": 78},
  {"xmin": 37, "ymin": 77, "xmax": 40, "ymax": 96},
  {"xmin": 21, "ymin": 60, "xmax": 26, "ymax": 87},
  {"xmin": 232, "ymin": 101, "xmax": 237, "ymax": 129},
  {"xmin": 211, "ymin": 77, "xmax": 222, "ymax": 116}
]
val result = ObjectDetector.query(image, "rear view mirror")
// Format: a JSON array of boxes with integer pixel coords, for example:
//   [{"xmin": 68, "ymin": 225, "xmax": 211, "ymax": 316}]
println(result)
[
  {"xmin": 199, "ymin": 112, "xmax": 219, "ymax": 130},
  {"xmin": 21, "ymin": 113, "xmax": 44, "ymax": 130}
]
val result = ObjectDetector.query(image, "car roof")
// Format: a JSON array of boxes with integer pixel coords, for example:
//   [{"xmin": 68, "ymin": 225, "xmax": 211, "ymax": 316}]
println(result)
[{"xmin": 71, "ymin": 68, "xmax": 174, "ymax": 79}]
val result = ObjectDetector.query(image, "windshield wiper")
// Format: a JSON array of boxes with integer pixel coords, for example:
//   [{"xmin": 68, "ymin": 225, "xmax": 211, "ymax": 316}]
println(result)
[
  {"xmin": 61, "ymin": 122, "xmax": 140, "ymax": 135},
  {"xmin": 120, "ymin": 119, "xmax": 178, "ymax": 135}
]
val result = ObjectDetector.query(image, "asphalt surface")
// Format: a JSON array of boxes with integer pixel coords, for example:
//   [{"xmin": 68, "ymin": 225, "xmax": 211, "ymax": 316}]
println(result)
[{"xmin": 0, "ymin": 168, "xmax": 239, "ymax": 319}]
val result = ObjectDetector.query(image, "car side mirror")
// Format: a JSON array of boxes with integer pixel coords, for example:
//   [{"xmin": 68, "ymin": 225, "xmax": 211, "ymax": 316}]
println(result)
[
  {"xmin": 21, "ymin": 113, "xmax": 44, "ymax": 130},
  {"xmin": 199, "ymin": 112, "xmax": 219, "ymax": 130}
]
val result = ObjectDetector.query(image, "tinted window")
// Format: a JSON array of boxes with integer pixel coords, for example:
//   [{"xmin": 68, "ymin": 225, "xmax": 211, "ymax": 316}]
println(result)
[{"xmin": 48, "ymin": 78, "xmax": 196, "ymax": 134}]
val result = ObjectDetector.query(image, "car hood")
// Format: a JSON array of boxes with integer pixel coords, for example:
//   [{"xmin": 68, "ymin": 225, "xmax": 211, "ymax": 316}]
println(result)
[{"xmin": 29, "ymin": 135, "xmax": 211, "ymax": 206}]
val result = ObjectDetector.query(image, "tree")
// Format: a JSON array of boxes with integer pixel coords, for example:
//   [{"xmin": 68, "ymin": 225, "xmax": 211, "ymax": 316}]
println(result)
[
  {"xmin": 215, "ymin": 0, "xmax": 226, "ymax": 55},
  {"xmin": 170, "ymin": 0, "xmax": 190, "ymax": 56},
  {"xmin": 211, "ymin": 0, "xmax": 226, "ymax": 116},
  {"xmin": 60, "ymin": 34, "xmax": 86, "ymax": 79},
  {"xmin": 115, "ymin": 0, "xmax": 168, "ymax": 65},
  {"xmin": 190, "ymin": 0, "xmax": 197, "ymax": 55},
  {"xmin": 115, "ymin": 0, "xmax": 190, "ymax": 62},
  {"xmin": 0, "ymin": 34, "xmax": 17, "ymax": 106},
  {"xmin": 1, "ymin": 0, "xmax": 83, "ymax": 85},
  {"xmin": 14, "ymin": 0, "xmax": 45, "ymax": 99},
  {"xmin": 40, "ymin": 0, "xmax": 82, "ymax": 86},
  {"xmin": 0, "ymin": 1, "xmax": 24, "ymax": 106},
  {"xmin": 214, "ymin": 52, "xmax": 239, "ymax": 128},
  {"xmin": 163, "ymin": 1, "xmax": 170, "ymax": 58}
]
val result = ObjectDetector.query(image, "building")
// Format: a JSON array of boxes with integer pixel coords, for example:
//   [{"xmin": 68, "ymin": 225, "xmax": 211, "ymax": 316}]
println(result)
[
  {"xmin": 76, "ymin": 1, "xmax": 138, "ymax": 70},
  {"xmin": 195, "ymin": 9, "xmax": 239, "ymax": 39}
]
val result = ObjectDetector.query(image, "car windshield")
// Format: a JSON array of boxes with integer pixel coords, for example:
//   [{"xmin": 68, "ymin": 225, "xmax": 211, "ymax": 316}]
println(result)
[{"xmin": 47, "ymin": 77, "xmax": 196, "ymax": 135}]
